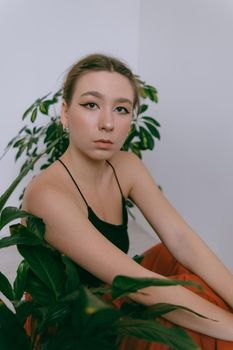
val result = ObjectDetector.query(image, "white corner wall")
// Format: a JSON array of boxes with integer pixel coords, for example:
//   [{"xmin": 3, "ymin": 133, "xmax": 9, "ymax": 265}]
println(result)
[{"xmin": 138, "ymin": 0, "xmax": 233, "ymax": 271}]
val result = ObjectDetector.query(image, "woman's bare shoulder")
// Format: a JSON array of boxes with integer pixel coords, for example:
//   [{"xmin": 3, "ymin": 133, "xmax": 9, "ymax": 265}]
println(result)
[
  {"xmin": 110, "ymin": 150, "xmax": 139, "ymax": 164},
  {"xmin": 109, "ymin": 150, "xmax": 143, "ymax": 176},
  {"xmin": 108, "ymin": 151, "xmax": 142, "ymax": 195},
  {"xmin": 22, "ymin": 161, "xmax": 68, "ymax": 214},
  {"xmin": 111, "ymin": 150, "xmax": 146, "ymax": 181}
]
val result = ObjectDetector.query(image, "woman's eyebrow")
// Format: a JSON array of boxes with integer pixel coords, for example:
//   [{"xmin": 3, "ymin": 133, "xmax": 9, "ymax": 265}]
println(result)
[
  {"xmin": 80, "ymin": 91, "xmax": 133, "ymax": 105},
  {"xmin": 81, "ymin": 91, "xmax": 102, "ymax": 98},
  {"xmin": 116, "ymin": 97, "xmax": 133, "ymax": 106}
]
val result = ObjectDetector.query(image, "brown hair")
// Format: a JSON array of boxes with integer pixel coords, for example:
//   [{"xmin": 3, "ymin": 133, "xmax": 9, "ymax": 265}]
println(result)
[{"xmin": 62, "ymin": 53, "xmax": 139, "ymax": 114}]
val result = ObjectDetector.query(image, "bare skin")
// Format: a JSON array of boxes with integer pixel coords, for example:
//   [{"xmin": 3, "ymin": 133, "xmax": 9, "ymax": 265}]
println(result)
[{"xmin": 22, "ymin": 71, "xmax": 233, "ymax": 341}]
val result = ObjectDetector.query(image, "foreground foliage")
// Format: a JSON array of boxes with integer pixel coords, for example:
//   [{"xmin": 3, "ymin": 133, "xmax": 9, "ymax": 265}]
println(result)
[
  {"xmin": 0, "ymin": 76, "xmax": 199, "ymax": 349},
  {"xmin": 0, "ymin": 205, "xmax": 200, "ymax": 349}
]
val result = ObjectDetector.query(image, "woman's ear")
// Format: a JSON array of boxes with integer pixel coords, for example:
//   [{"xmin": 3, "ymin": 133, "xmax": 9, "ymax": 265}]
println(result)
[{"xmin": 60, "ymin": 100, "xmax": 69, "ymax": 129}]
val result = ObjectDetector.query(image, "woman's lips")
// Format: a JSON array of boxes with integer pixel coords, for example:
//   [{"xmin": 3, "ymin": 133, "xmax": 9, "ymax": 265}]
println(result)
[{"xmin": 94, "ymin": 139, "xmax": 113, "ymax": 149}]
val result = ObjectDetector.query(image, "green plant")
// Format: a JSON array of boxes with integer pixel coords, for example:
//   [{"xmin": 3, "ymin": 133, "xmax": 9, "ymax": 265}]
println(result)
[
  {"xmin": 0, "ymin": 76, "xmax": 201, "ymax": 349},
  {"xmin": 1, "ymin": 78, "xmax": 161, "ymax": 219},
  {"xmin": 2, "ymin": 78, "xmax": 160, "ymax": 201},
  {"xmin": 0, "ymin": 177, "xmax": 201, "ymax": 349}
]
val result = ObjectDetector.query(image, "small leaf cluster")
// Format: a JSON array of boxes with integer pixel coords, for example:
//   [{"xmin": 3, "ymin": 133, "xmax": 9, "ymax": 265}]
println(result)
[
  {"xmin": 3, "ymin": 90, "xmax": 68, "ymax": 174},
  {"xmin": 122, "ymin": 78, "xmax": 160, "ymax": 158},
  {"xmin": 3, "ymin": 78, "xmax": 160, "ymax": 174}
]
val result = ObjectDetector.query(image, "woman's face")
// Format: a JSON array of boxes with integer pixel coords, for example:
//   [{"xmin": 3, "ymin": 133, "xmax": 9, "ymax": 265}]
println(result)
[{"xmin": 61, "ymin": 71, "xmax": 134, "ymax": 161}]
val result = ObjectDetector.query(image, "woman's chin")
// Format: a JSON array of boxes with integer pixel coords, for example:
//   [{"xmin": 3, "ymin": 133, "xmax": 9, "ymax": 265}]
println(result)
[{"xmin": 84, "ymin": 149, "xmax": 118, "ymax": 162}]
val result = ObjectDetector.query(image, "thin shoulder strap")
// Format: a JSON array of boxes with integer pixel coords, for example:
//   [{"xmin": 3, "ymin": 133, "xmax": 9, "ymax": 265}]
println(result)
[
  {"xmin": 57, "ymin": 159, "xmax": 89, "ymax": 207},
  {"xmin": 106, "ymin": 160, "xmax": 124, "ymax": 198}
]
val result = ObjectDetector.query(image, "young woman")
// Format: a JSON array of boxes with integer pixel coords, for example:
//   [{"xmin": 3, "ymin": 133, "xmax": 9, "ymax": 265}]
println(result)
[{"xmin": 23, "ymin": 54, "xmax": 233, "ymax": 349}]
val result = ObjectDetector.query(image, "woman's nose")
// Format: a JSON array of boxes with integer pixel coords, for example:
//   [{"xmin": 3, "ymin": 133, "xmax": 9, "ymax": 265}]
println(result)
[{"xmin": 98, "ymin": 109, "xmax": 114, "ymax": 131}]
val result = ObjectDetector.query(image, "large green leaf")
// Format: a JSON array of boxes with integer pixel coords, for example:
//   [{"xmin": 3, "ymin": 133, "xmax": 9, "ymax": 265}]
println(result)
[
  {"xmin": 61, "ymin": 255, "xmax": 80, "ymax": 293},
  {"xmin": 18, "ymin": 245, "xmax": 66, "ymax": 298},
  {"xmin": 29, "ymin": 302, "xmax": 71, "ymax": 342},
  {"xmin": 25, "ymin": 270, "xmax": 56, "ymax": 305},
  {"xmin": 139, "ymin": 126, "xmax": 154, "ymax": 150},
  {"xmin": 10, "ymin": 222, "xmax": 45, "ymax": 241},
  {"xmin": 26, "ymin": 215, "xmax": 45, "ymax": 240},
  {"xmin": 75, "ymin": 335, "xmax": 118, "ymax": 350},
  {"xmin": 138, "ymin": 86, "xmax": 147, "ymax": 99},
  {"xmin": 40, "ymin": 326, "xmax": 76, "ymax": 350},
  {"xmin": 60, "ymin": 289, "xmax": 80, "ymax": 302},
  {"xmin": 13, "ymin": 259, "xmax": 29, "ymax": 300},
  {"xmin": 71, "ymin": 297, "xmax": 83, "ymax": 332},
  {"xmin": 144, "ymin": 121, "xmax": 160, "ymax": 140},
  {"xmin": 0, "ymin": 231, "xmax": 42, "ymax": 249},
  {"xmin": 44, "ymin": 302, "xmax": 71, "ymax": 326},
  {"xmin": 72, "ymin": 286, "xmax": 107, "ymax": 329},
  {"xmin": 72, "ymin": 286, "xmax": 118, "ymax": 332},
  {"xmin": 39, "ymin": 100, "xmax": 54, "ymax": 115},
  {"xmin": 144, "ymin": 86, "xmax": 159, "ymax": 103},
  {"xmin": 115, "ymin": 318, "xmax": 199, "ymax": 350},
  {"xmin": 118, "ymin": 299, "xmax": 143, "ymax": 317},
  {"xmin": 0, "ymin": 271, "xmax": 14, "ymax": 301},
  {"xmin": 0, "ymin": 300, "xmax": 31, "ymax": 350},
  {"xmin": 111, "ymin": 275, "xmax": 202, "ymax": 299},
  {"xmin": 0, "ymin": 138, "xmax": 62, "ymax": 211},
  {"xmin": 0, "ymin": 206, "xmax": 34, "ymax": 230},
  {"xmin": 15, "ymin": 299, "xmax": 34, "ymax": 326},
  {"xmin": 0, "ymin": 155, "xmax": 40, "ymax": 212},
  {"xmin": 129, "ymin": 143, "xmax": 142, "ymax": 158},
  {"xmin": 44, "ymin": 122, "xmax": 60, "ymax": 143},
  {"xmin": 85, "ymin": 307, "xmax": 120, "ymax": 334},
  {"xmin": 122, "ymin": 124, "xmax": 137, "ymax": 150},
  {"xmin": 138, "ymin": 104, "xmax": 148, "ymax": 114},
  {"xmin": 80, "ymin": 286, "xmax": 113, "ymax": 317},
  {"xmin": 138, "ymin": 302, "xmax": 213, "ymax": 321},
  {"xmin": 142, "ymin": 115, "xmax": 160, "ymax": 127}
]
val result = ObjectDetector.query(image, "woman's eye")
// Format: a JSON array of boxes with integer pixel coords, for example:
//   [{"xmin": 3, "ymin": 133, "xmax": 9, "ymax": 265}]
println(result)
[
  {"xmin": 115, "ymin": 106, "xmax": 129, "ymax": 114},
  {"xmin": 80, "ymin": 102, "xmax": 98, "ymax": 110}
]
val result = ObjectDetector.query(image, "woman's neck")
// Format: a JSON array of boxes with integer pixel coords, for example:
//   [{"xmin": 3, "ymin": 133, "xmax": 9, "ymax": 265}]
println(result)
[{"xmin": 60, "ymin": 147, "xmax": 110, "ymax": 186}]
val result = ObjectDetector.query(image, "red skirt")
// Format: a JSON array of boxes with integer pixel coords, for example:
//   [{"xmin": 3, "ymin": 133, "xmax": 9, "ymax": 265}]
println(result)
[{"xmin": 120, "ymin": 243, "xmax": 233, "ymax": 349}]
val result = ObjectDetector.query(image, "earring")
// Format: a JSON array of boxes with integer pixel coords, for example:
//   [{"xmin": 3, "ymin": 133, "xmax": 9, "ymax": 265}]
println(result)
[{"xmin": 63, "ymin": 125, "xmax": 69, "ymax": 133}]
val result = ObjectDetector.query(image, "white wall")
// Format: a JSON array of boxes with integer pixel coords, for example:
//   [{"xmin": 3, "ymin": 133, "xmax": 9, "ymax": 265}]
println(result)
[{"xmin": 137, "ymin": 0, "xmax": 233, "ymax": 271}]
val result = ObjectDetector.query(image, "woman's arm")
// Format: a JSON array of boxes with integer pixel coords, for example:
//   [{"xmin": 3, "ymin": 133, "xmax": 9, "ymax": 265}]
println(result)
[
  {"xmin": 128, "ymin": 152, "xmax": 233, "ymax": 309},
  {"xmin": 23, "ymin": 180, "xmax": 233, "ymax": 340}
]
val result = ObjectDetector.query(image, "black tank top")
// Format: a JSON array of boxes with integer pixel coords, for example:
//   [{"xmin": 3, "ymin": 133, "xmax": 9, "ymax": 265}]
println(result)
[{"xmin": 57, "ymin": 159, "xmax": 129, "ymax": 286}]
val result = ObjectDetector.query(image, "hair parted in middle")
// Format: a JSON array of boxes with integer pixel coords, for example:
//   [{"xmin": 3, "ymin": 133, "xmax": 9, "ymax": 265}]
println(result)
[{"xmin": 62, "ymin": 53, "xmax": 140, "ymax": 115}]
